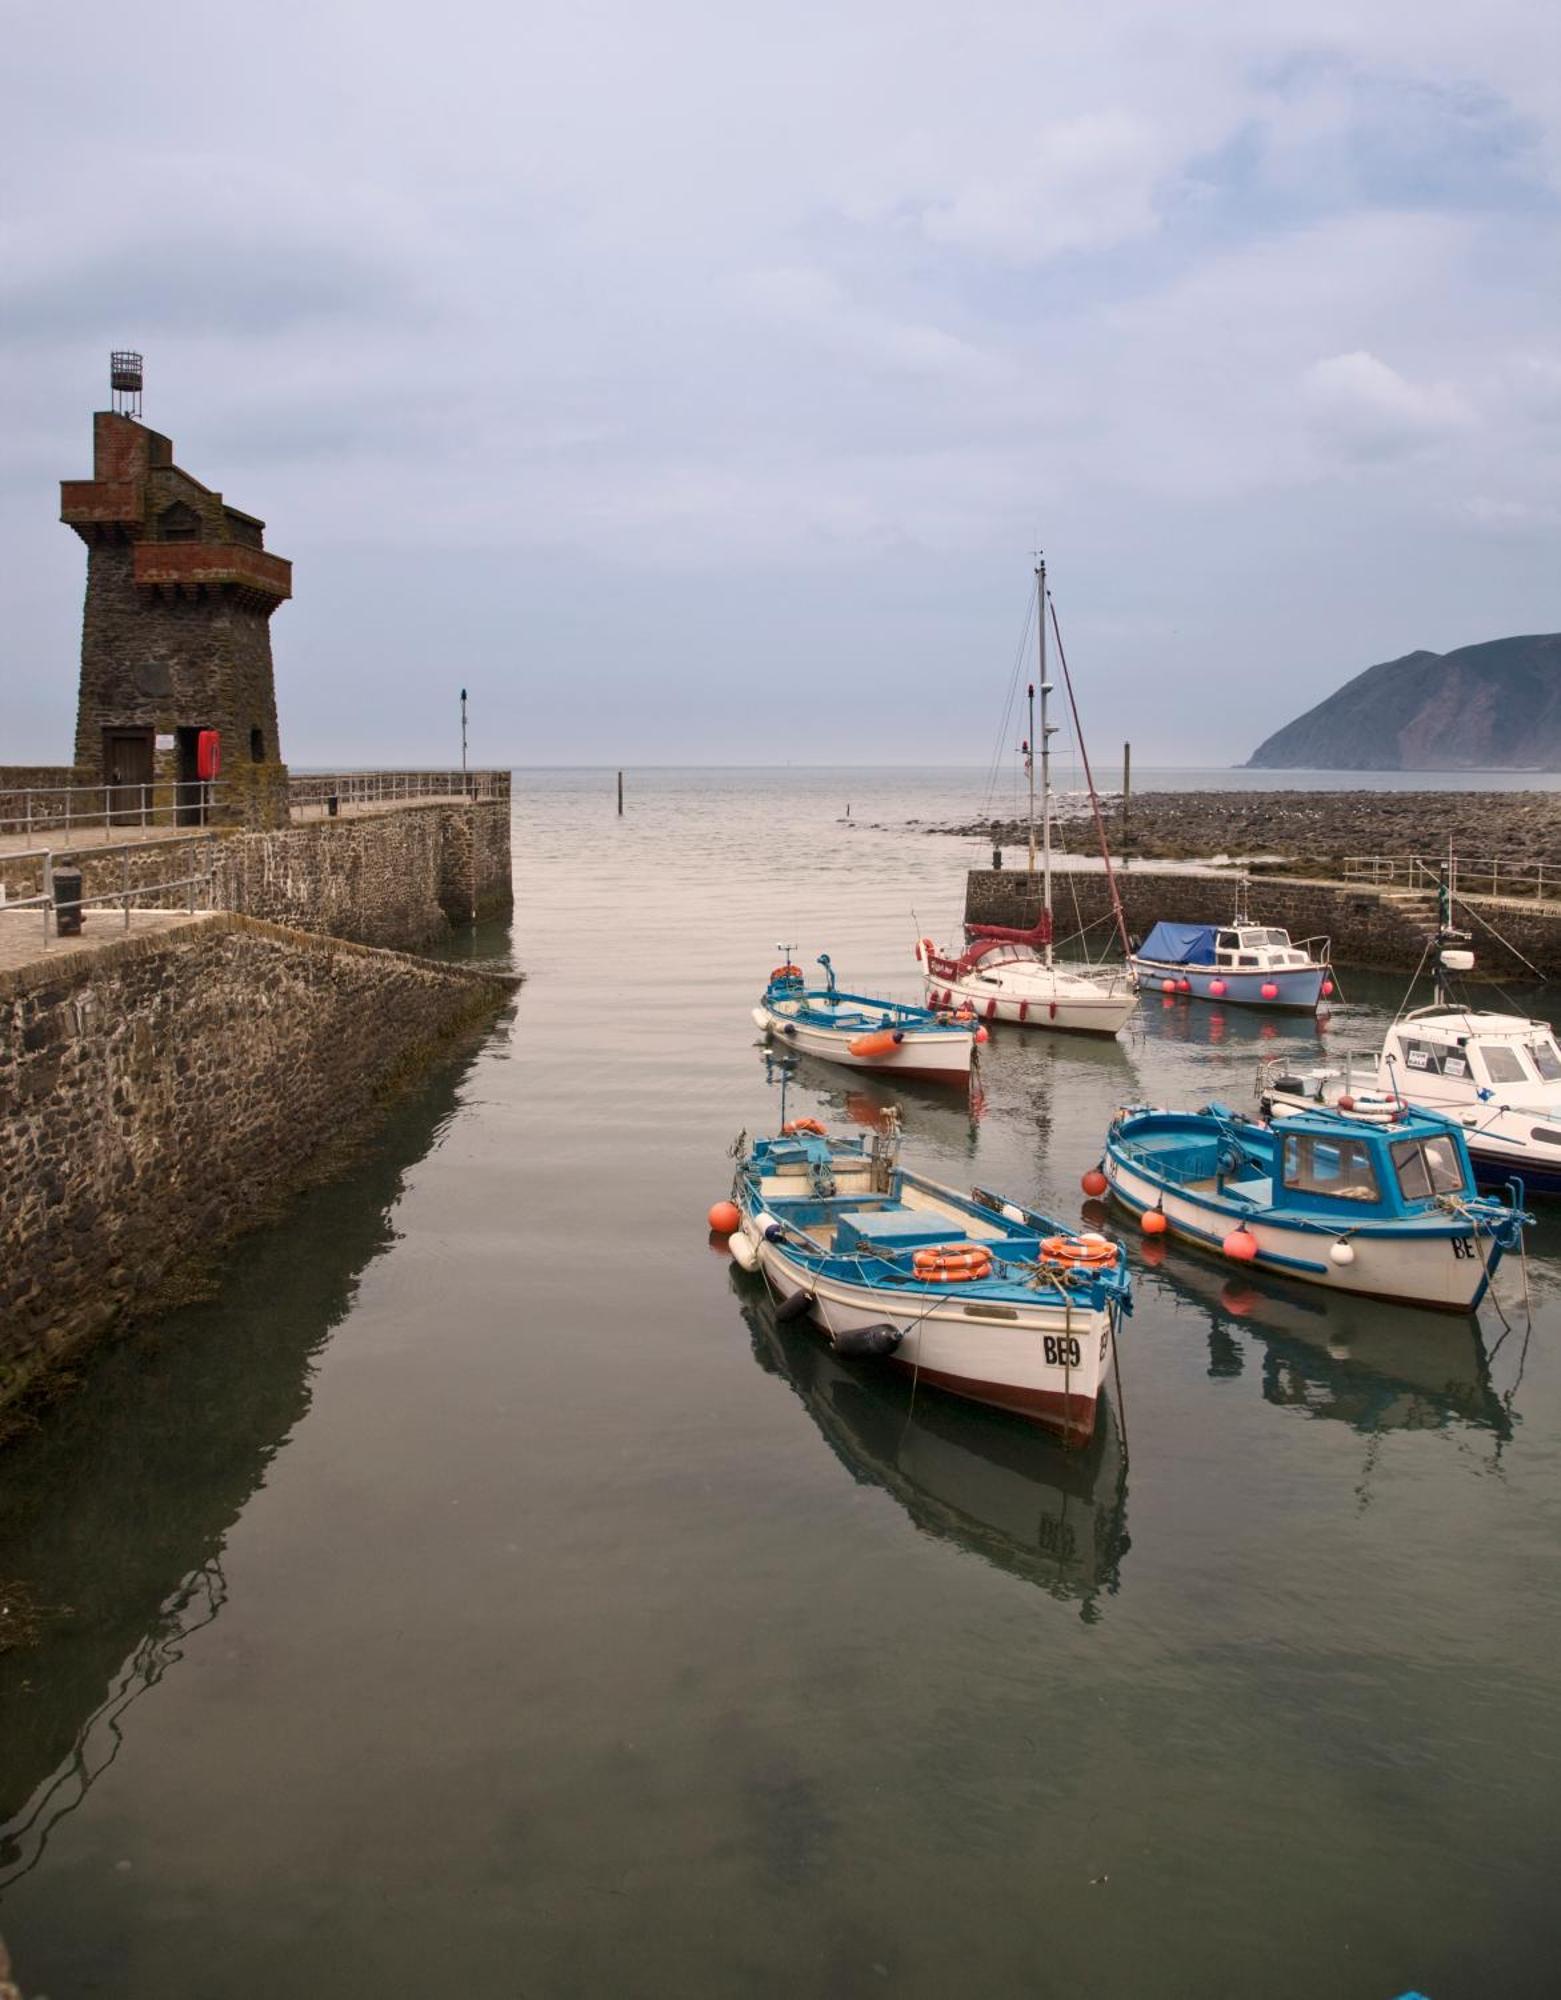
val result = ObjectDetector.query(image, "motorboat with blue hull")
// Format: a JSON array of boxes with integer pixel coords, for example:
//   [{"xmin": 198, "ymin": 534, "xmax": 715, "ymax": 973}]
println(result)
[
  {"xmin": 726, "ymin": 1119, "xmax": 1131, "ymax": 1447},
  {"xmin": 1130, "ymin": 917, "xmax": 1332, "ymax": 1012},
  {"xmin": 755, "ymin": 952, "xmax": 976, "ymax": 1085},
  {"xmin": 1104, "ymin": 1102, "xmax": 1528, "ymax": 1311}
]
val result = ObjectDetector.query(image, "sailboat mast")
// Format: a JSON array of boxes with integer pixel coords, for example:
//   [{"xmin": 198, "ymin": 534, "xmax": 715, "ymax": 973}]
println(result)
[
  {"xmin": 1037, "ymin": 556, "xmax": 1053, "ymax": 963},
  {"xmin": 1026, "ymin": 678, "xmax": 1036, "ymax": 875}
]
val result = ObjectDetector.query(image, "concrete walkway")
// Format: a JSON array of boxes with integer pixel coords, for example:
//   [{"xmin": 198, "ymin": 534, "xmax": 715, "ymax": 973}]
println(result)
[{"xmin": 0, "ymin": 907, "xmax": 204, "ymax": 976}]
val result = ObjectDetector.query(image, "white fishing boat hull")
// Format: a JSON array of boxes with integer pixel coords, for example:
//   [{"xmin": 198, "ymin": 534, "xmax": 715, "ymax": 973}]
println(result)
[
  {"xmin": 923, "ymin": 966, "xmax": 1137, "ymax": 1035},
  {"xmin": 1104, "ymin": 1153, "xmax": 1500, "ymax": 1311},
  {"xmin": 744, "ymin": 1220, "xmax": 1114, "ymax": 1446},
  {"xmin": 757, "ymin": 999, "xmax": 975, "ymax": 1082}
]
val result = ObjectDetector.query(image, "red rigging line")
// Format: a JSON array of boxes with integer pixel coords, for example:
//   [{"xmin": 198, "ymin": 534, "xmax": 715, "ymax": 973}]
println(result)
[{"xmin": 1047, "ymin": 594, "xmax": 1132, "ymax": 962}]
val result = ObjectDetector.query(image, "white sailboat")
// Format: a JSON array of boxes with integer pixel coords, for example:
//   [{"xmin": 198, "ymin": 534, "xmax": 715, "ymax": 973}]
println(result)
[{"xmin": 918, "ymin": 559, "xmax": 1138, "ymax": 1037}]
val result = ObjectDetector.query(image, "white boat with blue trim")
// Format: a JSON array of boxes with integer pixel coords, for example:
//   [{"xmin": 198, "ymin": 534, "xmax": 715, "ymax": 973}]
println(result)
[
  {"xmin": 1130, "ymin": 912, "xmax": 1332, "ymax": 1012},
  {"xmin": 755, "ymin": 952, "xmax": 977, "ymax": 1085},
  {"xmin": 1104, "ymin": 1101, "xmax": 1528, "ymax": 1311},
  {"xmin": 726, "ymin": 1117, "xmax": 1131, "ymax": 1446}
]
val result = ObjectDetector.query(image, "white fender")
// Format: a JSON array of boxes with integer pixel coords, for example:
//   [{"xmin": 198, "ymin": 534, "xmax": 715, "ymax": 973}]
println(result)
[{"xmin": 729, "ymin": 1230, "xmax": 759, "ymax": 1273}]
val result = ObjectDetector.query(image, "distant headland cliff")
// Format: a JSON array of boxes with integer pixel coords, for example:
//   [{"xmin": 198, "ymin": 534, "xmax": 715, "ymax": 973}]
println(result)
[{"xmin": 1245, "ymin": 633, "xmax": 1561, "ymax": 771}]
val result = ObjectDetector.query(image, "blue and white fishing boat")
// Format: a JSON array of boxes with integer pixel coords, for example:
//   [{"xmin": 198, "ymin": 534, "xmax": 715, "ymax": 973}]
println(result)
[
  {"xmin": 1130, "ymin": 895, "xmax": 1332, "ymax": 1012},
  {"xmin": 1104, "ymin": 1101, "xmax": 1528, "ymax": 1311},
  {"xmin": 754, "ymin": 951, "xmax": 977, "ymax": 1085},
  {"xmin": 725, "ymin": 1114, "xmax": 1131, "ymax": 1446}
]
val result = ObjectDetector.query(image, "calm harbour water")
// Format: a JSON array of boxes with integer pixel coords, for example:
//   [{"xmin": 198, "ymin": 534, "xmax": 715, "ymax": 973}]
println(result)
[{"xmin": 2, "ymin": 766, "xmax": 1559, "ymax": 1998}]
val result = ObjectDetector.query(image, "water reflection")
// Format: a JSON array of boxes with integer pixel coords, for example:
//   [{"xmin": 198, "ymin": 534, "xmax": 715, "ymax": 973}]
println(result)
[
  {"xmin": 756, "ymin": 1046, "xmax": 988, "ymax": 1149},
  {"xmin": 736, "ymin": 1277, "xmax": 1130, "ymax": 1618},
  {"xmin": 0, "ymin": 1026, "xmax": 497, "ymax": 1895},
  {"xmin": 1140, "ymin": 1257, "xmax": 1516, "ymax": 1441}
]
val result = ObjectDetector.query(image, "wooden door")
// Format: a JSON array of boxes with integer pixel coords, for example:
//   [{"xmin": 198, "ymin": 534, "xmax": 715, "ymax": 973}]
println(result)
[{"xmin": 105, "ymin": 729, "xmax": 154, "ymax": 824}]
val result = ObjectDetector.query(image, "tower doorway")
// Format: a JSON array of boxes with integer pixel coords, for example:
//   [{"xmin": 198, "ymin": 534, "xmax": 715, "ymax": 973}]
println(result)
[{"xmin": 104, "ymin": 728, "xmax": 154, "ymax": 824}]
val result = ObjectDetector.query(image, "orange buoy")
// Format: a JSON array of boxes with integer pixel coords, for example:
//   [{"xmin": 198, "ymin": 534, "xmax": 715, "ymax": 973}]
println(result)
[
  {"xmin": 1209, "ymin": 979, "xmax": 1226, "ymax": 997},
  {"xmin": 849, "ymin": 1029, "xmax": 902, "ymax": 1059},
  {"xmin": 1223, "ymin": 1227, "xmax": 1259, "ymax": 1262},
  {"xmin": 1141, "ymin": 1207, "xmax": 1167, "ymax": 1235},
  {"xmin": 1322, "ymin": 978, "xmax": 1335, "ymax": 997},
  {"xmin": 708, "ymin": 1200, "xmax": 741, "ymax": 1235},
  {"xmin": 1260, "ymin": 982, "xmax": 1280, "ymax": 1000},
  {"xmin": 1161, "ymin": 978, "xmax": 1176, "ymax": 994},
  {"xmin": 1338, "ymin": 1093, "xmax": 1356, "ymax": 1111},
  {"xmin": 974, "ymin": 1025, "xmax": 989, "ymax": 1044},
  {"xmin": 782, "ymin": 1117, "xmax": 828, "ymax": 1137},
  {"xmin": 1080, "ymin": 1168, "xmax": 1108, "ymax": 1198}
]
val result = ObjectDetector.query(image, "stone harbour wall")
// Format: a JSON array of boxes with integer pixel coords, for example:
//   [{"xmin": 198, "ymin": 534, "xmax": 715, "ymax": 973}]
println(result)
[
  {"xmin": 0, "ymin": 799, "xmax": 513, "ymax": 952},
  {"xmin": 965, "ymin": 867, "xmax": 1561, "ymax": 981},
  {"xmin": 0, "ymin": 912, "xmax": 513, "ymax": 1413}
]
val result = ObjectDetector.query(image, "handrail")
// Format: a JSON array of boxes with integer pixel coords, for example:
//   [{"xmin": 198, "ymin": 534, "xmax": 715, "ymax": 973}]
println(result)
[
  {"xmin": 1341, "ymin": 854, "xmax": 1550, "ymax": 901},
  {"xmin": 0, "ymin": 780, "xmax": 225, "ymax": 838}
]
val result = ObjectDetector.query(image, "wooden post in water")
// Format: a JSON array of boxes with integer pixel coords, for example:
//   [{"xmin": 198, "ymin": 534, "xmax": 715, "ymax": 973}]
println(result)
[
  {"xmin": 1121, "ymin": 742, "xmax": 1131, "ymax": 849},
  {"xmin": 617, "ymin": 770, "xmax": 624, "ymax": 816}
]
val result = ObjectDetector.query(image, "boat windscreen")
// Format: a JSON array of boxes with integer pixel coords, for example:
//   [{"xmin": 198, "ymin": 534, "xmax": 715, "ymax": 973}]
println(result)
[
  {"xmin": 1390, "ymin": 1135, "xmax": 1465, "ymax": 1202},
  {"xmin": 1280, "ymin": 1132, "xmax": 1381, "ymax": 1203},
  {"xmin": 1528, "ymin": 1038, "xmax": 1561, "ymax": 1081}
]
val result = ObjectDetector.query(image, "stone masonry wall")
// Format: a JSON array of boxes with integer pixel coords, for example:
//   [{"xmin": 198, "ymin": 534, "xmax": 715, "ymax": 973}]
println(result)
[
  {"xmin": 0, "ymin": 800, "xmax": 514, "ymax": 952},
  {"xmin": 965, "ymin": 867, "xmax": 1561, "ymax": 981},
  {"xmin": 0, "ymin": 913, "xmax": 512, "ymax": 1411},
  {"xmin": 74, "ymin": 541, "xmax": 284, "ymax": 789}
]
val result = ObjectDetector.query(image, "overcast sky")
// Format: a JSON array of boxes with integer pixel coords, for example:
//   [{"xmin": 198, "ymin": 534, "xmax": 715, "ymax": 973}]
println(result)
[{"xmin": 3, "ymin": 1, "xmax": 1558, "ymax": 767}]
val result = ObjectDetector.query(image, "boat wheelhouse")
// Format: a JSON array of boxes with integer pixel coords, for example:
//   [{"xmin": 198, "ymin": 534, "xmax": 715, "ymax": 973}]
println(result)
[
  {"xmin": 1104, "ymin": 1101, "xmax": 1527, "ymax": 1311},
  {"xmin": 727, "ymin": 1120, "xmax": 1131, "ymax": 1446},
  {"xmin": 1130, "ymin": 918, "xmax": 1331, "ymax": 1012}
]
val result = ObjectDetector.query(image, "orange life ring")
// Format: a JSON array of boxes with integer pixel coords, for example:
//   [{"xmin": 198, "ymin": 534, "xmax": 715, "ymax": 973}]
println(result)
[
  {"xmin": 912, "ymin": 1244, "xmax": 993, "ymax": 1284},
  {"xmin": 770, "ymin": 962, "xmax": 803, "ymax": 981},
  {"xmin": 782, "ymin": 1117, "xmax": 827, "ymax": 1137},
  {"xmin": 1038, "ymin": 1233, "xmax": 1117, "ymax": 1268}
]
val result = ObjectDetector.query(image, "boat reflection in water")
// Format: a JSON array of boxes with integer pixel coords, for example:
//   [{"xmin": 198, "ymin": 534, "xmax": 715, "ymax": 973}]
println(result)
[
  {"xmin": 736, "ymin": 1278, "xmax": 1130, "ymax": 1617},
  {"xmin": 1139, "ymin": 1251, "xmax": 1518, "ymax": 1441},
  {"xmin": 754, "ymin": 1046, "xmax": 988, "ymax": 1148}
]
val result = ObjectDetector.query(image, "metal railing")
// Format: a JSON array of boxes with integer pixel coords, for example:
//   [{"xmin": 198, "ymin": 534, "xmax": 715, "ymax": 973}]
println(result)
[
  {"xmin": 2, "ymin": 769, "xmax": 511, "ymax": 838},
  {"xmin": 0, "ymin": 834, "xmax": 217, "ymax": 950},
  {"xmin": 1342, "ymin": 854, "xmax": 1552, "ymax": 903},
  {"xmin": 287, "ymin": 769, "xmax": 511, "ymax": 814},
  {"xmin": 0, "ymin": 780, "xmax": 225, "ymax": 838}
]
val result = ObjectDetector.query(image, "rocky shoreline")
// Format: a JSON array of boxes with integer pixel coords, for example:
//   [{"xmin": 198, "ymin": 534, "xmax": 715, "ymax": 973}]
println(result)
[{"xmin": 932, "ymin": 789, "xmax": 1561, "ymax": 874}]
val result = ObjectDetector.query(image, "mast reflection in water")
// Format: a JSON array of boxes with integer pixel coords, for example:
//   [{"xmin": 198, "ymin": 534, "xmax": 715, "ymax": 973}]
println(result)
[
  {"xmin": 736, "ymin": 1276, "xmax": 1130, "ymax": 1618},
  {"xmin": 0, "ymin": 1025, "xmax": 495, "ymax": 1896}
]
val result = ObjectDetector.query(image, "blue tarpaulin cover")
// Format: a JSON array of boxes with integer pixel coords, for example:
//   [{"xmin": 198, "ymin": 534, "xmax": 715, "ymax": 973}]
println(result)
[{"xmin": 1136, "ymin": 921, "xmax": 1217, "ymax": 966}]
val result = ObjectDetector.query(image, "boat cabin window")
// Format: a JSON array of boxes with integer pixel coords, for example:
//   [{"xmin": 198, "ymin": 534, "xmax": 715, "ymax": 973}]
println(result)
[
  {"xmin": 1237, "ymin": 954, "xmax": 1260, "ymax": 967},
  {"xmin": 1480, "ymin": 1045, "xmax": 1529, "ymax": 1085},
  {"xmin": 1217, "ymin": 932, "xmax": 1239, "ymax": 952},
  {"xmin": 1253, "ymin": 929, "xmax": 1290, "ymax": 948},
  {"xmin": 1531, "ymin": 1126, "xmax": 1561, "ymax": 1145},
  {"xmin": 1397, "ymin": 1036, "xmax": 1470, "ymax": 1081},
  {"xmin": 1390, "ymin": 1135, "xmax": 1464, "ymax": 1202},
  {"xmin": 1527, "ymin": 1038, "xmax": 1561, "ymax": 1082},
  {"xmin": 1280, "ymin": 1133, "xmax": 1380, "ymax": 1202}
]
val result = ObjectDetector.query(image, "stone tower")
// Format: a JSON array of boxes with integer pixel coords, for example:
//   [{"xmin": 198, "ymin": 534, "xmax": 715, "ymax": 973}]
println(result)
[{"xmin": 60, "ymin": 367, "xmax": 292, "ymax": 827}]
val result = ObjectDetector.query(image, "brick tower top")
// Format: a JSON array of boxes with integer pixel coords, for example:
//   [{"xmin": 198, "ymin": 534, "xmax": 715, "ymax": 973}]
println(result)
[
  {"xmin": 62, "ymin": 384, "xmax": 292, "ymax": 828},
  {"xmin": 61, "ymin": 410, "xmax": 292, "ymax": 608}
]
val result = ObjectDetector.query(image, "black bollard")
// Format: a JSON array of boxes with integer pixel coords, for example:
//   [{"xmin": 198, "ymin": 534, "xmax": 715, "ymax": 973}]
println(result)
[{"xmin": 54, "ymin": 864, "xmax": 84, "ymax": 936}]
